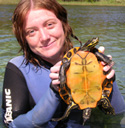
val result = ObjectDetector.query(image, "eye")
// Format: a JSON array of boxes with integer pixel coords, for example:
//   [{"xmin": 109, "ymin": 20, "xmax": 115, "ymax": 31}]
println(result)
[
  {"xmin": 47, "ymin": 21, "xmax": 56, "ymax": 29},
  {"xmin": 48, "ymin": 23, "xmax": 53, "ymax": 26},
  {"xmin": 30, "ymin": 30, "xmax": 35, "ymax": 33},
  {"xmin": 26, "ymin": 29, "xmax": 35, "ymax": 36},
  {"xmin": 47, "ymin": 23, "xmax": 54, "ymax": 28}
]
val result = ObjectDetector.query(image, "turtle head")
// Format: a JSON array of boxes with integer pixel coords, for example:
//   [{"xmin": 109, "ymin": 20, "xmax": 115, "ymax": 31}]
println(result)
[{"xmin": 82, "ymin": 37, "xmax": 99, "ymax": 50}]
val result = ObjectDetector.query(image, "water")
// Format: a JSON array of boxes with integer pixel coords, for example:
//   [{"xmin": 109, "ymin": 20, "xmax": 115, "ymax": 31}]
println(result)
[
  {"xmin": 0, "ymin": 5, "xmax": 125, "ymax": 128},
  {"xmin": 65, "ymin": 5, "xmax": 125, "ymax": 98}
]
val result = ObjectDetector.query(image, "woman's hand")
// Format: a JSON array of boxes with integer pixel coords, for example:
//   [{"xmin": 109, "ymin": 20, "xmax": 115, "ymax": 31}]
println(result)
[
  {"xmin": 98, "ymin": 46, "xmax": 115, "ymax": 80},
  {"xmin": 49, "ymin": 61, "xmax": 61, "ymax": 92}
]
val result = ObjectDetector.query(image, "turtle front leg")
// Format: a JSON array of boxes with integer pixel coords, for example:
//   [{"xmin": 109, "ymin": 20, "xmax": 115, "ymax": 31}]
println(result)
[
  {"xmin": 93, "ymin": 48, "xmax": 114, "ymax": 66},
  {"xmin": 59, "ymin": 59, "xmax": 71, "ymax": 104},
  {"xmin": 59, "ymin": 58, "xmax": 70, "ymax": 85}
]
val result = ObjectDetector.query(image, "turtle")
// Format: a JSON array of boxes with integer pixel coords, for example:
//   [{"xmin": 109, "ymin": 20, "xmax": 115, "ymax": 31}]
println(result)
[{"xmin": 52, "ymin": 37, "xmax": 115, "ymax": 124}]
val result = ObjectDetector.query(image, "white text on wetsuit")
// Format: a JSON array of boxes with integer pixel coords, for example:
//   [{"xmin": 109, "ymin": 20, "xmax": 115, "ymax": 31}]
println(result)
[{"xmin": 4, "ymin": 89, "xmax": 13, "ymax": 123}]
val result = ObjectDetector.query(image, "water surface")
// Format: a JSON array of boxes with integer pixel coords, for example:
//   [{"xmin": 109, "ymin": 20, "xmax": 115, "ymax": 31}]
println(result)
[{"xmin": 0, "ymin": 5, "xmax": 125, "ymax": 128}]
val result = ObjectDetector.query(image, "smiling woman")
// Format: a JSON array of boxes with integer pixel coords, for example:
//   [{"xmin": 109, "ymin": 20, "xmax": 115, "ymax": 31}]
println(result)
[
  {"xmin": 1, "ymin": 0, "xmax": 125, "ymax": 128},
  {"xmin": 12, "ymin": 0, "xmax": 73, "ymax": 67},
  {"xmin": 24, "ymin": 9, "xmax": 65, "ymax": 65}
]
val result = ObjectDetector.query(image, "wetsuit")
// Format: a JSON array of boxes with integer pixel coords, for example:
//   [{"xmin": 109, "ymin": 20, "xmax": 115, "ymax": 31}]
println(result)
[{"xmin": 2, "ymin": 56, "xmax": 125, "ymax": 128}]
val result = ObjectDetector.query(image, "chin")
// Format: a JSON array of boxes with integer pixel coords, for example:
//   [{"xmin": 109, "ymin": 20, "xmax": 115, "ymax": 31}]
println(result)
[{"xmin": 40, "ymin": 48, "xmax": 62, "ymax": 60}]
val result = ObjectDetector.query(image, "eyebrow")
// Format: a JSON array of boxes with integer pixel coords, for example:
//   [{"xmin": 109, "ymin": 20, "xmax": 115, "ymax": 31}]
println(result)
[
  {"xmin": 25, "ymin": 26, "xmax": 37, "ymax": 30},
  {"xmin": 25, "ymin": 17, "xmax": 58, "ymax": 30}
]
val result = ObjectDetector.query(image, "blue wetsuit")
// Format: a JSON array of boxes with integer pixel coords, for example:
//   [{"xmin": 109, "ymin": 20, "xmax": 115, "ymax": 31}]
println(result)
[{"xmin": 2, "ymin": 56, "xmax": 125, "ymax": 128}]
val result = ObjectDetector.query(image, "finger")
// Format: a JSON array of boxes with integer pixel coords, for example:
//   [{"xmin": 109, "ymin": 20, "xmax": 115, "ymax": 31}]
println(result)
[
  {"xmin": 49, "ymin": 73, "xmax": 59, "ymax": 80},
  {"xmin": 103, "ymin": 65, "xmax": 112, "ymax": 72},
  {"xmin": 51, "ymin": 79, "xmax": 60, "ymax": 85},
  {"xmin": 55, "ymin": 61, "xmax": 62, "ymax": 66},
  {"xmin": 50, "ymin": 61, "xmax": 61, "ymax": 73},
  {"xmin": 106, "ymin": 69, "xmax": 115, "ymax": 79},
  {"xmin": 101, "ymin": 61, "xmax": 106, "ymax": 66},
  {"xmin": 50, "ymin": 65, "xmax": 61, "ymax": 73},
  {"xmin": 107, "ymin": 55, "xmax": 112, "ymax": 60},
  {"xmin": 98, "ymin": 46, "xmax": 105, "ymax": 54}
]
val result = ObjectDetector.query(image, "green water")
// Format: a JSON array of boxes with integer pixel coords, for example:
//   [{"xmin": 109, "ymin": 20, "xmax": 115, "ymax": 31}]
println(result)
[{"xmin": 0, "ymin": 5, "xmax": 125, "ymax": 128}]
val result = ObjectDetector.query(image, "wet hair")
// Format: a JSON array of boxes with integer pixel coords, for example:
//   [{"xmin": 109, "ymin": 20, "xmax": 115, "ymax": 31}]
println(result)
[{"xmin": 12, "ymin": 0, "xmax": 74, "ymax": 67}]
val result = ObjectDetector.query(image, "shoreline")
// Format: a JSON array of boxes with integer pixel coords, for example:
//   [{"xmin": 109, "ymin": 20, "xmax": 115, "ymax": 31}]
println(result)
[
  {"xmin": 59, "ymin": 1, "xmax": 125, "ymax": 6},
  {"xmin": 0, "ymin": 1, "xmax": 125, "ymax": 6}
]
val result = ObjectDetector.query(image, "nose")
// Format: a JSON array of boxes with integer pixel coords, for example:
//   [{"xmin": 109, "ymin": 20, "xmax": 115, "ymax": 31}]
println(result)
[{"xmin": 39, "ymin": 28, "xmax": 50, "ymax": 43}]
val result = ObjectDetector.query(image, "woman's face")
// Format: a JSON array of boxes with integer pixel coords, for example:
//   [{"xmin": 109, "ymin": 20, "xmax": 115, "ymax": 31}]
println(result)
[{"xmin": 24, "ymin": 9, "xmax": 65, "ymax": 65}]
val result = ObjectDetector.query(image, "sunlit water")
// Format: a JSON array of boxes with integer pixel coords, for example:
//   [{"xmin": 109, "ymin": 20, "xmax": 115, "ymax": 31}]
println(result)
[{"xmin": 0, "ymin": 5, "xmax": 125, "ymax": 128}]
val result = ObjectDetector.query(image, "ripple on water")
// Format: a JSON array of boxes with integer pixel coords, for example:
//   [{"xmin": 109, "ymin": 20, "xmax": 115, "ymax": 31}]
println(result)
[{"xmin": 0, "ymin": 5, "xmax": 125, "ymax": 128}]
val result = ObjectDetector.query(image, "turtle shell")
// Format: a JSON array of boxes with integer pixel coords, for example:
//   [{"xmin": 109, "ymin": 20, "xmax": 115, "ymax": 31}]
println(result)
[
  {"xmin": 66, "ymin": 50, "xmax": 106, "ymax": 109},
  {"xmin": 52, "ymin": 38, "xmax": 114, "ymax": 123}
]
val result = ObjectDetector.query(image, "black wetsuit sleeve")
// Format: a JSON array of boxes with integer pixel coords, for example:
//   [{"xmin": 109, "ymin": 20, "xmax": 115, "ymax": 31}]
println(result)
[
  {"xmin": 2, "ymin": 62, "xmax": 34, "ymax": 126},
  {"xmin": 2, "ymin": 62, "xmax": 61, "ymax": 128}
]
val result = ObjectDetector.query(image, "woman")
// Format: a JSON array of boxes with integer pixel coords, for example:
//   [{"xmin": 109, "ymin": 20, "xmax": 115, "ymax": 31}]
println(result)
[{"xmin": 2, "ymin": 0, "xmax": 125, "ymax": 128}]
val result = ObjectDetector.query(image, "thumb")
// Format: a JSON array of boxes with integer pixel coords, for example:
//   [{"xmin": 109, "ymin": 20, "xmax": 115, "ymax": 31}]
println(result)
[{"xmin": 98, "ymin": 46, "xmax": 105, "ymax": 54}]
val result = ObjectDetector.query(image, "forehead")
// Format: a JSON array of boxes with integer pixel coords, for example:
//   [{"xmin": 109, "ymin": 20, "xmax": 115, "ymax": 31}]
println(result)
[{"xmin": 25, "ymin": 9, "xmax": 57, "ymax": 21}]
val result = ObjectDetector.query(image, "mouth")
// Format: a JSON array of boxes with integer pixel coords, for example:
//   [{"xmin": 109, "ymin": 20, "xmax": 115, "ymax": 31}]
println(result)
[{"xmin": 41, "ymin": 41, "xmax": 55, "ymax": 49}]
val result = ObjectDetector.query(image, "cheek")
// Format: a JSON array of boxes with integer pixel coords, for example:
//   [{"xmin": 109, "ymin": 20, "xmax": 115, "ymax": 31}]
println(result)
[
  {"xmin": 26, "ymin": 36, "xmax": 39, "ymax": 48},
  {"xmin": 52, "ymin": 23, "xmax": 65, "ymax": 40},
  {"xmin": 54, "ymin": 28, "xmax": 65, "ymax": 46}
]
